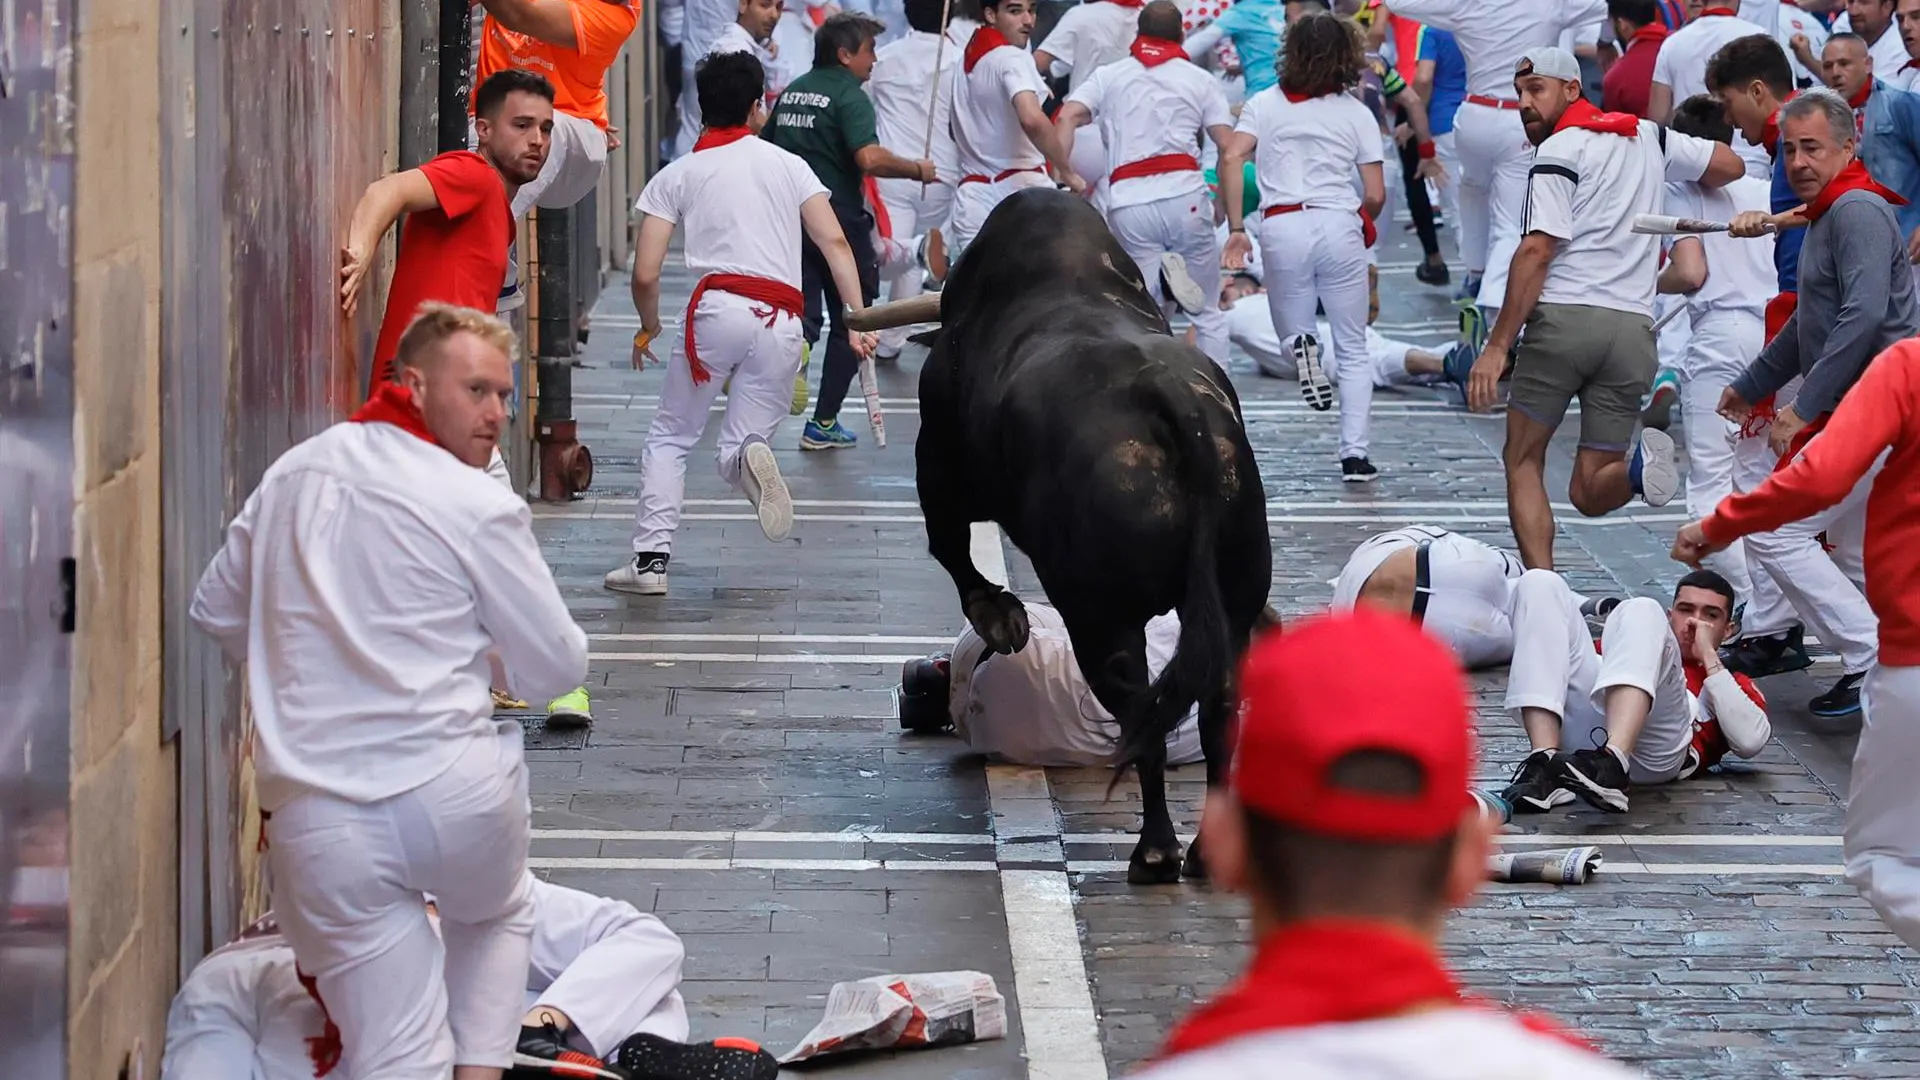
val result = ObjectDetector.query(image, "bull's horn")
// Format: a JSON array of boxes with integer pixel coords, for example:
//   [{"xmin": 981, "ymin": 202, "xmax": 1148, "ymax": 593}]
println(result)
[{"xmin": 846, "ymin": 293, "xmax": 942, "ymax": 332}]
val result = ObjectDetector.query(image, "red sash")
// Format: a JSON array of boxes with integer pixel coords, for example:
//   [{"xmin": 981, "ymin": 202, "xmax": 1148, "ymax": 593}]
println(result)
[
  {"xmin": 959, "ymin": 165, "xmax": 1045, "ymax": 185},
  {"xmin": 1262, "ymin": 203, "xmax": 1378, "ymax": 247},
  {"xmin": 1109, "ymin": 153, "xmax": 1201, "ymax": 183},
  {"xmin": 864, "ymin": 174, "xmax": 893, "ymax": 239},
  {"xmin": 1465, "ymin": 94, "xmax": 1521, "ymax": 110},
  {"xmin": 1771, "ymin": 412, "xmax": 1829, "ymax": 472},
  {"xmin": 684, "ymin": 275, "xmax": 805, "ymax": 385}
]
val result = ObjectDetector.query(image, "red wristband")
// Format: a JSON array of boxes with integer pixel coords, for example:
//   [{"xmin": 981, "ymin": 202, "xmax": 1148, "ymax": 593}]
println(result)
[{"xmin": 1417, "ymin": 140, "xmax": 1437, "ymax": 160}]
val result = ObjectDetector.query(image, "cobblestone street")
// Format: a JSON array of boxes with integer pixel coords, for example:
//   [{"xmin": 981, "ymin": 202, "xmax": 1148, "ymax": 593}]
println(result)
[{"xmin": 525, "ymin": 225, "xmax": 1920, "ymax": 1079}]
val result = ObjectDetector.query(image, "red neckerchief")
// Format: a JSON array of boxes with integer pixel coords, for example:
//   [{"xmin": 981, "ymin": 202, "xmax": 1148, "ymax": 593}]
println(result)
[
  {"xmin": 349, "ymin": 382, "xmax": 439, "ymax": 447},
  {"xmin": 692, "ymin": 125, "xmax": 755, "ymax": 152},
  {"xmin": 1628, "ymin": 23, "xmax": 1669, "ymax": 47},
  {"xmin": 1906, "ymin": 59, "xmax": 1920, "ymax": 74},
  {"xmin": 1156, "ymin": 921, "xmax": 1597, "ymax": 1060},
  {"xmin": 1803, "ymin": 158, "xmax": 1909, "ymax": 222},
  {"xmin": 1760, "ymin": 90, "xmax": 1797, "ymax": 155},
  {"xmin": 1131, "ymin": 36, "xmax": 1188, "ymax": 67},
  {"xmin": 1103, "ymin": 0, "xmax": 1146, "ymax": 7},
  {"xmin": 1698, "ymin": 5, "xmax": 1737, "ymax": 16},
  {"xmin": 1281, "ymin": 88, "xmax": 1316, "ymax": 103},
  {"xmin": 964, "ymin": 26, "xmax": 1009, "ymax": 73},
  {"xmin": 1552, "ymin": 97, "xmax": 1640, "ymax": 137}
]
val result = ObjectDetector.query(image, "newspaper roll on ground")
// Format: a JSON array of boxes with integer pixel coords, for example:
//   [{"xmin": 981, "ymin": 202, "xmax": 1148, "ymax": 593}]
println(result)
[
  {"xmin": 780, "ymin": 971, "xmax": 1007, "ymax": 1064},
  {"xmin": 859, "ymin": 355, "xmax": 887, "ymax": 447},
  {"xmin": 1487, "ymin": 846, "xmax": 1604, "ymax": 885}
]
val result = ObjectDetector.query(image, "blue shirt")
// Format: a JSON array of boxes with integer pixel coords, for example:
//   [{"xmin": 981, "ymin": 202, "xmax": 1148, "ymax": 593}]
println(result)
[
  {"xmin": 1772, "ymin": 150, "xmax": 1802, "ymax": 293},
  {"xmin": 1214, "ymin": 0, "xmax": 1285, "ymax": 95},
  {"xmin": 1417, "ymin": 27, "xmax": 1466, "ymax": 137}
]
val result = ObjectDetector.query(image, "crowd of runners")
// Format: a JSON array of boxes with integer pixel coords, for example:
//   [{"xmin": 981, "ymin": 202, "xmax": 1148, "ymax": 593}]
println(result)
[{"xmin": 151, "ymin": 0, "xmax": 1920, "ymax": 1077}]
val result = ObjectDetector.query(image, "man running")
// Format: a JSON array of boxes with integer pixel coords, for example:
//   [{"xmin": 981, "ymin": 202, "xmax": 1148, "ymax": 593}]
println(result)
[
  {"xmin": 1055, "ymin": 0, "xmax": 1234, "ymax": 358},
  {"xmin": 471, "ymin": 0, "xmax": 640, "ymax": 216},
  {"xmin": 606, "ymin": 52, "xmax": 876, "ymax": 597},
  {"xmin": 1463, "ymin": 46, "xmax": 1745, "ymax": 570},
  {"xmin": 190, "ymin": 305, "xmax": 589, "ymax": 1080}
]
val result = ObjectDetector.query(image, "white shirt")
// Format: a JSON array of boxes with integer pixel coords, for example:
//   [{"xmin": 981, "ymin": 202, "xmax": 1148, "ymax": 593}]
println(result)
[
  {"xmin": 1524, "ymin": 119, "xmax": 1716, "ymax": 317},
  {"xmin": 1663, "ymin": 173, "xmax": 1774, "ymax": 317},
  {"xmin": 189, "ymin": 423, "xmax": 588, "ymax": 810},
  {"xmin": 634, "ymin": 136, "xmax": 827, "ymax": 282},
  {"xmin": 706, "ymin": 21, "xmax": 779, "ymax": 79},
  {"xmin": 1737, "ymin": 0, "xmax": 1829, "ymax": 86},
  {"xmin": 1651, "ymin": 13, "xmax": 1770, "ymax": 105},
  {"xmin": 1235, "ymin": 88, "xmax": 1383, "ymax": 213},
  {"xmin": 1131, "ymin": 1008, "xmax": 1647, "ymax": 1080},
  {"xmin": 952, "ymin": 44, "xmax": 1050, "ymax": 177},
  {"xmin": 682, "ymin": 0, "xmax": 738, "ymax": 57},
  {"xmin": 1866, "ymin": 20, "xmax": 1913, "ymax": 76},
  {"xmin": 870, "ymin": 29, "xmax": 961, "ymax": 183},
  {"xmin": 1067, "ymin": 55, "xmax": 1233, "ymax": 207},
  {"xmin": 1037, "ymin": 0, "xmax": 1139, "ymax": 90},
  {"xmin": 1374, "ymin": 0, "xmax": 1609, "ymax": 100}
]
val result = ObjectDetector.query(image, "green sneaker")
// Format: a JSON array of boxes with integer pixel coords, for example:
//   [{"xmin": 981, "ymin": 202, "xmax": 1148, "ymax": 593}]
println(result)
[
  {"xmin": 546, "ymin": 687, "xmax": 593, "ymax": 729},
  {"xmin": 790, "ymin": 343, "xmax": 811, "ymax": 416}
]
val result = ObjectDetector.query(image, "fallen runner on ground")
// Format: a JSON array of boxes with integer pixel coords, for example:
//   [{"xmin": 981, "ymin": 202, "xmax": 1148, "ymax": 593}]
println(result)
[
  {"xmin": 1498, "ymin": 568, "xmax": 1770, "ymax": 815},
  {"xmin": 1217, "ymin": 270, "xmax": 1469, "ymax": 393},
  {"xmin": 160, "ymin": 878, "xmax": 778, "ymax": 1080}
]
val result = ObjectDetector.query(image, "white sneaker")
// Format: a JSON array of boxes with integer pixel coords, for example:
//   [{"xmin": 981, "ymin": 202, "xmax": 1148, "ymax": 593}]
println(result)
[
  {"xmin": 740, "ymin": 440, "xmax": 793, "ymax": 541},
  {"xmin": 1293, "ymin": 334, "xmax": 1333, "ymax": 411},
  {"xmin": 1634, "ymin": 428, "xmax": 1680, "ymax": 508},
  {"xmin": 1159, "ymin": 253, "xmax": 1206, "ymax": 316},
  {"xmin": 605, "ymin": 554, "xmax": 669, "ymax": 595}
]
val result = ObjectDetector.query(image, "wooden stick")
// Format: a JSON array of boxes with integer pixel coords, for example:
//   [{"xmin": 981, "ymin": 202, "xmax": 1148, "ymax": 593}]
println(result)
[{"xmin": 919, "ymin": 0, "xmax": 955, "ymax": 196}]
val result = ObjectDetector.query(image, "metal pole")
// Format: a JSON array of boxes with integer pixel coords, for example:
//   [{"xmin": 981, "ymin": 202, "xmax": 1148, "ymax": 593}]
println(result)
[
  {"xmin": 437, "ymin": 0, "xmax": 474, "ymax": 152},
  {"xmin": 533, "ymin": 207, "xmax": 594, "ymax": 500}
]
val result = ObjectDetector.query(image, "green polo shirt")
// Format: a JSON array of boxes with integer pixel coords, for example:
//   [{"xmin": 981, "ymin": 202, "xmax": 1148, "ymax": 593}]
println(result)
[{"xmin": 762, "ymin": 65, "xmax": 878, "ymax": 210}]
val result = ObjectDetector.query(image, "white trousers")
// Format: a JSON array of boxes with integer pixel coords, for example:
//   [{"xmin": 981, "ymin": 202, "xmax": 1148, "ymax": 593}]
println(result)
[
  {"xmin": 1108, "ymin": 192, "xmax": 1227, "ymax": 362},
  {"xmin": 1655, "ymin": 293, "xmax": 1692, "ymax": 376},
  {"xmin": 264, "ymin": 723, "xmax": 536, "ymax": 1077},
  {"xmin": 1433, "ymin": 129, "xmax": 1461, "ymax": 225},
  {"xmin": 1257, "ymin": 208, "xmax": 1372, "ymax": 458},
  {"xmin": 632, "ymin": 292, "xmax": 806, "ymax": 554},
  {"xmin": 1453, "ymin": 101, "xmax": 1529, "ymax": 303},
  {"xmin": 875, "ymin": 176, "xmax": 953, "ymax": 354},
  {"xmin": 1846, "ymin": 664, "xmax": 1920, "ymax": 951},
  {"xmin": 1505, "ymin": 574, "xmax": 1695, "ymax": 783},
  {"xmin": 1330, "ymin": 526, "xmax": 1528, "ymax": 670},
  {"xmin": 1229, "ymin": 304, "xmax": 1423, "ymax": 391},
  {"xmin": 525, "ymin": 879, "xmax": 691, "ymax": 1056},
  {"xmin": 1680, "ymin": 309, "xmax": 1763, "ymax": 604},
  {"xmin": 947, "ymin": 170, "xmax": 1054, "ymax": 254},
  {"xmin": 1742, "ymin": 434, "xmax": 1882, "ymax": 673}
]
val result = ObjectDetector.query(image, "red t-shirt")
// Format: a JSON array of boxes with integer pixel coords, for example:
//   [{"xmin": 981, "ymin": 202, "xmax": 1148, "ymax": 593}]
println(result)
[
  {"xmin": 1600, "ymin": 26, "xmax": 1667, "ymax": 120},
  {"xmin": 370, "ymin": 150, "xmax": 515, "ymax": 389}
]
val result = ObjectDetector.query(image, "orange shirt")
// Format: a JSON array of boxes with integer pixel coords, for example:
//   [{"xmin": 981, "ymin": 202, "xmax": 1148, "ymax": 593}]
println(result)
[{"xmin": 474, "ymin": 1, "xmax": 639, "ymax": 131}]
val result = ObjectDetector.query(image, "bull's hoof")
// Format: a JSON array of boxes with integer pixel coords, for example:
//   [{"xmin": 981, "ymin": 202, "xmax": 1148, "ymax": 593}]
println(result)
[
  {"xmin": 1127, "ymin": 841, "xmax": 1186, "ymax": 885},
  {"xmin": 965, "ymin": 589, "xmax": 1031, "ymax": 654},
  {"xmin": 1180, "ymin": 837, "xmax": 1209, "ymax": 882}
]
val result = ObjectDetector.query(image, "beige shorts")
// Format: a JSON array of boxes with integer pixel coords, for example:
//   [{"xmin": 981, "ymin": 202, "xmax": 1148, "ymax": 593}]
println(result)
[{"xmin": 1509, "ymin": 302, "xmax": 1656, "ymax": 452}]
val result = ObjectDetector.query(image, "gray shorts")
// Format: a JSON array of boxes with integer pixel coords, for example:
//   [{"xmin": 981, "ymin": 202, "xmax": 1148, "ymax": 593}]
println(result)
[{"xmin": 1508, "ymin": 302, "xmax": 1655, "ymax": 452}]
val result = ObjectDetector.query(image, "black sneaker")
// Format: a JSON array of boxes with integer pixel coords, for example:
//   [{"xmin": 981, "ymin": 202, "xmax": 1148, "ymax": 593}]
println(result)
[
  {"xmin": 513, "ymin": 1021, "xmax": 628, "ymax": 1079},
  {"xmin": 1499, "ymin": 749, "xmax": 1574, "ymax": 813},
  {"xmin": 614, "ymin": 1034, "xmax": 779, "ymax": 1080},
  {"xmin": 1557, "ymin": 747, "xmax": 1631, "ymax": 813},
  {"xmin": 1415, "ymin": 260, "xmax": 1451, "ymax": 286},
  {"xmin": 1809, "ymin": 672, "xmax": 1866, "ymax": 718},
  {"xmin": 1340, "ymin": 457, "xmax": 1379, "ymax": 483},
  {"xmin": 1720, "ymin": 625, "xmax": 1815, "ymax": 678},
  {"xmin": 1580, "ymin": 596, "xmax": 1623, "ymax": 620},
  {"xmin": 899, "ymin": 654, "xmax": 954, "ymax": 732}
]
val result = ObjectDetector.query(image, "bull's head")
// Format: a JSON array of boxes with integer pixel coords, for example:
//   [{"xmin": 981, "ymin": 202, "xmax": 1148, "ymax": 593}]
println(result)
[{"xmin": 845, "ymin": 294, "xmax": 943, "ymax": 333}]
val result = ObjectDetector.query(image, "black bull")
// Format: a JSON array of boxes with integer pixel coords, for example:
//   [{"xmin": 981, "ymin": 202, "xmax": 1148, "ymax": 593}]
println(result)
[{"xmin": 849, "ymin": 189, "xmax": 1274, "ymax": 883}]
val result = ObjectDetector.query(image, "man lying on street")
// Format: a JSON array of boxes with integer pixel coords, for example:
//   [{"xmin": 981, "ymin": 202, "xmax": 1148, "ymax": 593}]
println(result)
[{"xmin": 1499, "ymin": 568, "xmax": 1770, "ymax": 815}]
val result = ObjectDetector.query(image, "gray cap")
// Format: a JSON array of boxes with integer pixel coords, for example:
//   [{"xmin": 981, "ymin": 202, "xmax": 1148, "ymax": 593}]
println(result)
[{"xmin": 1514, "ymin": 46, "xmax": 1581, "ymax": 84}]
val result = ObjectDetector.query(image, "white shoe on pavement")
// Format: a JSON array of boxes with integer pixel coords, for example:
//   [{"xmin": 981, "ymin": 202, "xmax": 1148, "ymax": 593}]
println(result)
[
  {"xmin": 605, "ymin": 554, "xmax": 669, "ymax": 595},
  {"xmin": 741, "ymin": 439, "xmax": 793, "ymax": 542},
  {"xmin": 1293, "ymin": 334, "xmax": 1333, "ymax": 412},
  {"xmin": 1159, "ymin": 253, "xmax": 1206, "ymax": 317},
  {"xmin": 1633, "ymin": 428, "xmax": 1680, "ymax": 508}
]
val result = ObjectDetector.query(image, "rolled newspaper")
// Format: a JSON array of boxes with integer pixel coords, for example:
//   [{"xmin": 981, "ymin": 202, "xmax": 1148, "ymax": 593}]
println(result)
[
  {"xmin": 1487, "ymin": 845, "xmax": 1604, "ymax": 885},
  {"xmin": 859, "ymin": 354, "xmax": 887, "ymax": 447},
  {"xmin": 1631, "ymin": 213, "xmax": 1780, "ymax": 236},
  {"xmin": 780, "ymin": 972, "xmax": 1006, "ymax": 1064}
]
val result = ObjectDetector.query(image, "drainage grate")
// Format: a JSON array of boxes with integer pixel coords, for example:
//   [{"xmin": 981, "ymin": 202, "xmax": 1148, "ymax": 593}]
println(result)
[{"xmin": 516, "ymin": 714, "xmax": 590, "ymax": 750}]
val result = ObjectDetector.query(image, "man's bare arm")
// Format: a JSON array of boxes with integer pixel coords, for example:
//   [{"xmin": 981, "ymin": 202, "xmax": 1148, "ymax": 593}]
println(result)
[
  {"xmin": 477, "ymin": 0, "xmax": 581, "ymax": 49},
  {"xmin": 630, "ymin": 214, "xmax": 673, "ymax": 344},
  {"xmin": 1014, "ymin": 91, "xmax": 1083, "ymax": 189},
  {"xmin": 1054, "ymin": 100, "xmax": 1093, "ymax": 169},
  {"xmin": 1647, "ymin": 81, "xmax": 1674, "ymax": 124},
  {"xmin": 341, "ymin": 170, "xmax": 441, "ymax": 316},
  {"xmin": 854, "ymin": 144, "xmax": 936, "ymax": 181},
  {"xmin": 1658, "ymin": 237, "xmax": 1707, "ymax": 294}
]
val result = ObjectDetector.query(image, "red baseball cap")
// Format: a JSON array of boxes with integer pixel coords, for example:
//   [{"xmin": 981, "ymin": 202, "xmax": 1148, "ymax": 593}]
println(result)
[{"xmin": 1230, "ymin": 608, "xmax": 1474, "ymax": 843}]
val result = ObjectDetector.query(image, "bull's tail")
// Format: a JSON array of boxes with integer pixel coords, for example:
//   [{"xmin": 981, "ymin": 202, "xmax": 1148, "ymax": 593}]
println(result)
[{"xmin": 1112, "ymin": 379, "xmax": 1234, "ymax": 777}]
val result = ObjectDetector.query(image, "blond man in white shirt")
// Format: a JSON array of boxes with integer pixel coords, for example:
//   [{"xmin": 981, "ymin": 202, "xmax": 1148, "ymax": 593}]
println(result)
[
  {"xmin": 947, "ymin": 0, "xmax": 1086, "ymax": 254},
  {"xmin": 1220, "ymin": 12, "xmax": 1387, "ymax": 483},
  {"xmin": 191, "ymin": 304, "xmax": 589, "ymax": 1080},
  {"xmin": 1056, "ymin": 1, "xmax": 1235, "ymax": 359}
]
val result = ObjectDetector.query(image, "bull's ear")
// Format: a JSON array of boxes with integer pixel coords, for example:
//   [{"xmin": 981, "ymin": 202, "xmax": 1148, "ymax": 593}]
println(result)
[{"xmin": 908, "ymin": 329, "xmax": 941, "ymax": 347}]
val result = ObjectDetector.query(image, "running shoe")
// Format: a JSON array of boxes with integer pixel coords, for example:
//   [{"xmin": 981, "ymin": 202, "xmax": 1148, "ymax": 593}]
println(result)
[
  {"xmin": 1629, "ymin": 428, "xmax": 1680, "ymax": 508},
  {"xmin": 1809, "ymin": 672, "xmax": 1865, "ymax": 718},
  {"xmin": 1721, "ymin": 625, "xmax": 1815, "ymax": 677},
  {"xmin": 614, "ymin": 1034, "xmax": 779, "ymax": 1080},
  {"xmin": 1500, "ymin": 749, "xmax": 1574, "ymax": 813},
  {"xmin": 546, "ymin": 688, "xmax": 593, "ymax": 729},
  {"xmin": 605, "ymin": 553, "xmax": 670, "ymax": 596},
  {"xmin": 1293, "ymin": 334, "xmax": 1333, "ymax": 411},
  {"xmin": 1159, "ymin": 253, "xmax": 1207, "ymax": 316},
  {"xmin": 1641, "ymin": 368, "xmax": 1680, "ymax": 432},
  {"xmin": 790, "ymin": 342, "xmax": 811, "ymax": 416},
  {"xmin": 1557, "ymin": 746, "xmax": 1631, "ymax": 813},
  {"xmin": 800, "ymin": 418, "xmax": 857, "ymax": 450},
  {"xmin": 1415, "ymin": 260, "xmax": 1450, "ymax": 287},
  {"xmin": 740, "ymin": 438, "xmax": 793, "ymax": 541},
  {"xmin": 1340, "ymin": 456, "xmax": 1379, "ymax": 483},
  {"xmin": 513, "ymin": 1020, "xmax": 626, "ymax": 1079}
]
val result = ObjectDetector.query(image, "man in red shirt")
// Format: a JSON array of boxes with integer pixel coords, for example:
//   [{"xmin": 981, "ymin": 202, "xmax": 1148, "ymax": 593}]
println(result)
[
  {"xmin": 1675, "ymin": 338, "xmax": 1920, "ymax": 952},
  {"xmin": 342, "ymin": 68, "xmax": 555, "ymax": 381},
  {"xmin": 1601, "ymin": 0, "xmax": 1668, "ymax": 117}
]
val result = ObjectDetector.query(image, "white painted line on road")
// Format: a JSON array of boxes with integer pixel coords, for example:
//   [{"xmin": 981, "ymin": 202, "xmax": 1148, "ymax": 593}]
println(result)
[
  {"xmin": 531, "ymin": 857, "xmax": 1000, "ymax": 872},
  {"xmin": 1062, "ymin": 860, "xmax": 1846, "ymax": 877},
  {"xmin": 545, "ymin": 510, "xmax": 1679, "ymax": 526},
  {"xmin": 538, "ymin": 827, "xmax": 1845, "ymax": 847},
  {"xmin": 588, "ymin": 652, "xmax": 926, "ymax": 664},
  {"xmin": 534, "ymin": 829, "xmax": 989, "ymax": 845},
  {"xmin": 1061, "ymin": 832, "xmax": 1843, "ymax": 847},
  {"xmin": 547, "ymin": 496, "xmax": 1629, "ymax": 512},
  {"xmin": 586, "ymin": 633, "xmax": 952, "ymax": 646},
  {"xmin": 531, "ymin": 855, "xmax": 1850, "ymax": 879}
]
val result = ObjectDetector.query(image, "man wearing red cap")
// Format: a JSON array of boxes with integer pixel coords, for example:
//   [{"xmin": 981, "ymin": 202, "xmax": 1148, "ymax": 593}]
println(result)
[{"xmin": 1134, "ymin": 609, "xmax": 1642, "ymax": 1078}]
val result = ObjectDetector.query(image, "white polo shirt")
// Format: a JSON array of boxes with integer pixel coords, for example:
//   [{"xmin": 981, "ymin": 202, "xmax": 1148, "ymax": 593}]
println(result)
[
  {"xmin": 870, "ymin": 29, "xmax": 960, "ymax": 183},
  {"xmin": 1663, "ymin": 173, "xmax": 1774, "ymax": 319},
  {"xmin": 1372, "ymin": 0, "xmax": 1609, "ymax": 100},
  {"xmin": 1036, "ymin": 0, "xmax": 1139, "ymax": 91},
  {"xmin": 1737, "ymin": 0, "xmax": 1830, "ymax": 85},
  {"xmin": 1652, "ymin": 12, "xmax": 1770, "ymax": 104},
  {"xmin": 189, "ymin": 421, "xmax": 589, "ymax": 810},
  {"xmin": 706, "ymin": 22, "xmax": 781, "ymax": 93},
  {"xmin": 634, "ymin": 135, "xmax": 827, "ymax": 282},
  {"xmin": 1523, "ymin": 118, "xmax": 1717, "ymax": 317},
  {"xmin": 952, "ymin": 43, "xmax": 1050, "ymax": 178},
  {"xmin": 1234, "ymin": 87, "xmax": 1383, "ymax": 214},
  {"xmin": 1067, "ymin": 54, "xmax": 1232, "ymax": 208}
]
